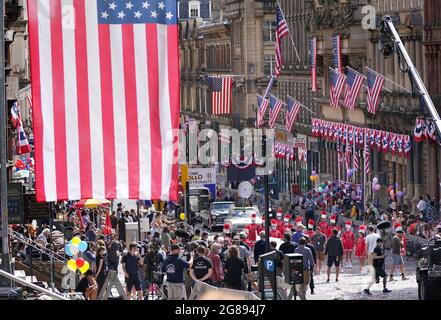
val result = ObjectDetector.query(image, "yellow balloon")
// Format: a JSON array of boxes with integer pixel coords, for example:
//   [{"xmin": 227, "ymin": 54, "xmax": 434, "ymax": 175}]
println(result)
[
  {"xmin": 71, "ymin": 236, "xmax": 81, "ymax": 245},
  {"xmin": 67, "ymin": 259, "xmax": 77, "ymax": 272},
  {"xmin": 179, "ymin": 213, "xmax": 186, "ymax": 221},
  {"xmin": 79, "ymin": 261, "xmax": 90, "ymax": 274}
]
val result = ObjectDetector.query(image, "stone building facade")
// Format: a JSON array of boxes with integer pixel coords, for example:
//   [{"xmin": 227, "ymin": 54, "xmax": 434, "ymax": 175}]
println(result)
[{"xmin": 297, "ymin": 0, "xmax": 439, "ymax": 208}]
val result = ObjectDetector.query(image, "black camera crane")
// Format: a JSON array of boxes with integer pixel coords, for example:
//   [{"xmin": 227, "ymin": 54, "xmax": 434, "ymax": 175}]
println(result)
[{"xmin": 379, "ymin": 15, "xmax": 441, "ymax": 137}]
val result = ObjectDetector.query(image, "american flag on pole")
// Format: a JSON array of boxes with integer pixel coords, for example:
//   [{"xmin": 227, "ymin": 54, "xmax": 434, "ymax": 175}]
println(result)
[
  {"xmin": 353, "ymin": 149, "xmax": 360, "ymax": 171},
  {"xmin": 256, "ymin": 94, "xmax": 269, "ymax": 128},
  {"xmin": 28, "ymin": 0, "xmax": 180, "ymax": 202},
  {"xmin": 364, "ymin": 139, "xmax": 371, "ymax": 175},
  {"xmin": 16, "ymin": 122, "xmax": 32, "ymax": 155},
  {"xmin": 274, "ymin": 5, "xmax": 289, "ymax": 77},
  {"xmin": 285, "ymin": 96, "xmax": 301, "ymax": 132},
  {"xmin": 309, "ymin": 37, "xmax": 317, "ymax": 92},
  {"xmin": 333, "ymin": 34, "xmax": 342, "ymax": 73},
  {"xmin": 268, "ymin": 94, "xmax": 284, "ymax": 129},
  {"xmin": 11, "ymin": 102, "xmax": 21, "ymax": 128},
  {"xmin": 345, "ymin": 144, "xmax": 352, "ymax": 170},
  {"xmin": 27, "ymin": 93, "xmax": 33, "ymax": 115},
  {"xmin": 367, "ymin": 68, "xmax": 385, "ymax": 115},
  {"xmin": 329, "ymin": 69, "xmax": 346, "ymax": 108},
  {"xmin": 206, "ymin": 76, "xmax": 233, "ymax": 114},
  {"xmin": 337, "ymin": 142, "xmax": 344, "ymax": 166},
  {"xmin": 344, "ymin": 67, "xmax": 365, "ymax": 110}
]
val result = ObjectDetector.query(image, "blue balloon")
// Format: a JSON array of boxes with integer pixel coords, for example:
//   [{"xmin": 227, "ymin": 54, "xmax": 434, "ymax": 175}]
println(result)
[
  {"xmin": 78, "ymin": 241, "xmax": 88, "ymax": 253},
  {"xmin": 65, "ymin": 245, "xmax": 73, "ymax": 257}
]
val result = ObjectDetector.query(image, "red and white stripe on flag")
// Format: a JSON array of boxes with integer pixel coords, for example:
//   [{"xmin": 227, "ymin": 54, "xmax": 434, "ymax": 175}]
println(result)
[
  {"xmin": 212, "ymin": 77, "xmax": 233, "ymax": 114},
  {"xmin": 28, "ymin": 0, "xmax": 180, "ymax": 202}
]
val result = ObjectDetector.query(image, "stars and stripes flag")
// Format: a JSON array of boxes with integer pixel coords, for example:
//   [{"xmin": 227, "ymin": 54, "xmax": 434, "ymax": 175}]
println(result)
[
  {"xmin": 329, "ymin": 69, "xmax": 346, "ymax": 108},
  {"xmin": 364, "ymin": 138, "xmax": 371, "ymax": 175},
  {"xmin": 309, "ymin": 37, "xmax": 317, "ymax": 92},
  {"xmin": 333, "ymin": 34, "xmax": 342, "ymax": 73},
  {"xmin": 345, "ymin": 144, "xmax": 352, "ymax": 170},
  {"xmin": 337, "ymin": 142, "xmax": 344, "ymax": 166},
  {"xmin": 11, "ymin": 101, "xmax": 21, "ymax": 128},
  {"xmin": 205, "ymin": 75, "xmax": 233, "ymax": 114},
  {"xmin": 353, "ymin": 149, "xmax": 360, "ymax": 171},
  {"xmin": 256, "ymin": 94, "xmax": 269, "ymax": 128},
  {"xmin": 344, "ymin": 67, "xmax": 365, "ymax": 110},
  {"xmin": 268, "ymin": 94, "xmax": 284, "ymax": 129},
  {"xmin": 16, "ymin": 122, "xmax": 32, "ymax": 155},
  {"xmin": 27, "ymin": 93, "xmax": 33, "ymax": 114},
  {"xmin": 285, "ymin": 96, "xmax": 301, "ymax": 132},
  {"xmin": 367, "ymin": 68, "xmax": 385, "ymax": 115},
  {"xmin": 274, "ymin": 5, "xmax": 289, "ymax": 77},
  {"xmin": 28, "ymin": 0, "xmax": 180, "ymax": 202}
]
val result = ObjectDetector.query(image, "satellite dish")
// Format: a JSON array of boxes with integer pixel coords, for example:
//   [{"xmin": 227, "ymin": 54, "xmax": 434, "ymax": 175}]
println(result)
[{"xmin": 238, "ymin": 181, "xmax": 253, "ymax": 199}]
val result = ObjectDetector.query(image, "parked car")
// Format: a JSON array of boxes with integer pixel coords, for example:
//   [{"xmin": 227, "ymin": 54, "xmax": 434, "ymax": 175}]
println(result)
[
  {"xmin": 200, "ymin": 201, "xmax": 235, "ymax": 231},
  {"xmin": 224, "ymin": 207, "xmax": 262, "ymax": 234}
]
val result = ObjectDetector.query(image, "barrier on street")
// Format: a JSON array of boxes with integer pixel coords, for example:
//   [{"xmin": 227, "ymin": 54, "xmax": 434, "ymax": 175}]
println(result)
[{"xmin": 188, "ymin": 280, "xmax": 260, "ymax": 300}]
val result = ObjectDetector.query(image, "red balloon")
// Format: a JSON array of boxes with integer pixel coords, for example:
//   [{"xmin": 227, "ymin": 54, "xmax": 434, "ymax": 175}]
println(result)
[{"xmin": 76, "ymin": 258, "xmax": 85, "ymax": 268}]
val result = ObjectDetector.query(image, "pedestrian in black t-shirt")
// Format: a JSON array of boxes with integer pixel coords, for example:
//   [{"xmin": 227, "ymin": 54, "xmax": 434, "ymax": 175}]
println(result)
[
  {"xmin": 364, "ymin": 238, "xmax": 391, "ymax": 295},
  {"xmin": 224, "ymin": 245, "xmax": 245, "ymax": 290},
  {"xmin": 253, "ymin": 232, "xmax": 267, "ymax": 263},
  {"xmin": 190, "ymin": 246, "xmax": 213, "ymax": 284},
  {"xmin": 121, "ymin": 242, "xmax": 144, "ymax": 300},
  {"xmin": 279, "ymin": 232, "xmax": 298, "ymax": 255}
]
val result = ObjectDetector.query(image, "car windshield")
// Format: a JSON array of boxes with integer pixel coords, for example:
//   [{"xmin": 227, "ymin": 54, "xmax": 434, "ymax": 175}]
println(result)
[
  {"xmin": 230, "ymin": 209, "xmax": 258, "ymax": 218},
  {"xmin": 212, "ymin": 203, "xmax": 234, "ymax": 210}
]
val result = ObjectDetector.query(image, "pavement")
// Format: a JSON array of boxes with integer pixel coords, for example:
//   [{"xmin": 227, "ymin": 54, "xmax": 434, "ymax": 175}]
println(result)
[{"xmin": 307, "ymin": 254, "xmax": 418, "ymax": 300}]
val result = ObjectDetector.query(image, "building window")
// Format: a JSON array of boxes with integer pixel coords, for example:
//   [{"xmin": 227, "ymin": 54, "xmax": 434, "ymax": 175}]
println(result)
[
  {"xmin": 263, "ymin": 20, "xmax": 276, "ymax": 42},
  {"xmin": 264, "ymin": 55, "xmax": 275, "ymax": 76},
  {"xmin": 189, "ymin": 1, "xmax": 200, "ymax": 18}
]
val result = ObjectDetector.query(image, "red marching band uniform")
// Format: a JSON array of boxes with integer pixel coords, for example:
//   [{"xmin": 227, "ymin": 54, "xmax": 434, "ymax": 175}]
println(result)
[
  {"xmin": 327, "ymin": 214, "xmax": 341, "ymax": 238},
  {"xmin": 244, "ymin": 213, "xmax": 262, "ymax": 245},
  {"xmin": 280, "ymin": 214, "xmax": 291, "ymax": 235},
  {"xmin": 355, "ymin": 225, "xmax": 366, "ymax": 258},
  {"xmin": 306, "ymin": 219, "xmax": 315, "ymax": 238},
  {"xmin": 342, "ymin": 221, "xmax": 355, "ymax": 252},
  {"xmin": 269, "ymin": 219, "xmax": 282, "ymax": 239},
  {"xmin": 276, "ymin": 208, "xmax": 284, "ymax": 234},
  {"xmin": 318, "ymin": 211, "xmax": 330, "ymax": 236}
]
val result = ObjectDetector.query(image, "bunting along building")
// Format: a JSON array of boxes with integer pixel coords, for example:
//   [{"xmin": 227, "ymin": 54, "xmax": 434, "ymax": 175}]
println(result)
[{"xmin": 295, "ymin": 0, "xmax": 441, "ymax": 209}]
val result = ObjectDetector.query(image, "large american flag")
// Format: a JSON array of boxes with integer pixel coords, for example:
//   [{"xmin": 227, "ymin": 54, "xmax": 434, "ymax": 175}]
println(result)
[
  {"xmin": 367, "ymin": 68, "xmax": 385, "ymax": 115},
  {"xmin": 256, "ymin": 94, "xmax": 269, "ymax": 128},
  {"xmin": 333, "ymin": 34, "xmax": 342, "ymax": 73},
  {"xmin": 285, "ymin": 96, "xmax": 301, "ymax": 132},
  {"xmin": 269, "ymin": 94, "xmax": 284, "ymax": 129},
  {"xmin": 28, "ymin": 0, "xmax": 180, "ymax": 202},
  {"xmin": 329, "ymin": 69, "xmax": 346, "ymax": 108},
  {"xmin": 309, "ymin": 37, "xmax": 317, "ymax": 92},
  {"xmin": 206, "ymin": 76, "xmax": 233, "ymax": 114},
  {"xmin": 344, "ymin": 67, "xmax": 365, "ymax": 110},
  {"xmin": 274, "ymin": 5, "xmax": 289, "ymax": 77}
]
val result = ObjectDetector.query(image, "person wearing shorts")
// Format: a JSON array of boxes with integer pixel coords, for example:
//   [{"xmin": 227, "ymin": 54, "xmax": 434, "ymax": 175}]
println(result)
[
  {"xmin": 389, "ymin": 230, "xmax": 409, "ymax": 281},
  {"xmin": 325, "ymin": 229, "xmax": 343, "ymax": 282},
  {"xmin": 122, "ymin": 242, "xmax": 144, "ymax": 300},
  {"xmin": 312, "ymin": 227, "xmax": 327, "ymax": 274}
]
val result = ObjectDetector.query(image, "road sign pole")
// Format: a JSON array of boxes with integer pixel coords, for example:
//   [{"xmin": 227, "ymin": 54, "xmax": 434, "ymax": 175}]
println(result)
[{"xmin": 0, "ymin": 0, "xmax": 12, "ymax": 278}]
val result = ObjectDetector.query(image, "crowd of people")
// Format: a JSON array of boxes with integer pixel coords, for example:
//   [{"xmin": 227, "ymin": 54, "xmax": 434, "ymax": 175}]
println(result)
[{"xmin": 7, "ymin": 190, "xmax": 441, "ymax": 301}]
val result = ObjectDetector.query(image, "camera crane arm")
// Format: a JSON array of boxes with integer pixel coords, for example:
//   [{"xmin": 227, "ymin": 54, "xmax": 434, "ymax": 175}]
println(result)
[{"xmin": 381, "ymin": 15, "xmax": 441, "ymax": 136}]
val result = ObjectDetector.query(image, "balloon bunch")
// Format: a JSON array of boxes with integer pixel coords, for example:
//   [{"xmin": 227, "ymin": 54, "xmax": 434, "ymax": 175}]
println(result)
[
  {"xmin": 65, "ymin": 236, "xmax": 90, "ymax": 274},
  {"xmin": 179, "ymin": 213, "xmax": 186, "ymax": 221},
  {"xmin": 372, "ymin": 177, "xmax": 381, "ymax": 192},
  {"xmin": 309, "ymin": 171, "xmax": 319, "ymax": 182}
]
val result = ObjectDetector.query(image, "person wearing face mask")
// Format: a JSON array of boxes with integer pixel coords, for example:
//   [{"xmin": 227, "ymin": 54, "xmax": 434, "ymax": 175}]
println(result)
[{"xmin": 207, "ymin": 244, "xmax": 224, "ymax": 287}]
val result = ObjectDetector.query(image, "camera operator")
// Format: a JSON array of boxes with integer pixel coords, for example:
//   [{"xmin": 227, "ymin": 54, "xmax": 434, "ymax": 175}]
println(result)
[
  {"xmin": 143, "ymin": 242, "xmax": 165, "ymax": 289},
  {"xmin": 161, "ymin": 244, "xmax": 193, "ymax": 300}
]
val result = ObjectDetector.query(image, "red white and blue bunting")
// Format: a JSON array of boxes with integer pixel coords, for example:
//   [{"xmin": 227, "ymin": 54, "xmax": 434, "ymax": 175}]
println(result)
[
  {"xmin": 311, "ymin": 118, "xmax": 412, "ymax": 158},
  {"xmin": 414, "ymin": 118, "xmax": 437, "ymax": 143}
]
